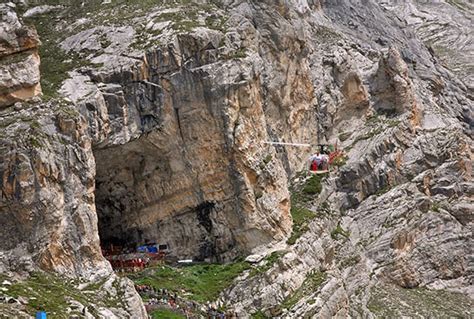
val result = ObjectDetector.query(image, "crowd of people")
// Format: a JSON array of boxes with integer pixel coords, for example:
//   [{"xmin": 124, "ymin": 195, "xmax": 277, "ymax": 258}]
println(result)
[{"xmin": 136, "ymin": 285, "xmax": 227, "ymax": 318}]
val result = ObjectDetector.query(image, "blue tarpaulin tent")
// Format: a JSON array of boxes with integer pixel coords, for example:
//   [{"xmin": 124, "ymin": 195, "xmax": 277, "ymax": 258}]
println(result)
[
  {"xmin": 147, "ymin": 246, "xmax": 158, "ymax": 253},
  {"xmin": 137, "ymin": 246, "xmax": 147, "ymax": 253}
]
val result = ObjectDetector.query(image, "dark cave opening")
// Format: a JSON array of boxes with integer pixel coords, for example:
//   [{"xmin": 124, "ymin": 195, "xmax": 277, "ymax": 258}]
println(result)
[{"xmin": 93, "ymin": 139, "xmax": 225, "ymax": 265}]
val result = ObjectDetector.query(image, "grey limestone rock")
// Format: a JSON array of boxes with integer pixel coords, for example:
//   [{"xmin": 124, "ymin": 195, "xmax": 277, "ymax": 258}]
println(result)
[{"xmin": 0, "ymin": 0, "xmax": 472, "ymax": 318}]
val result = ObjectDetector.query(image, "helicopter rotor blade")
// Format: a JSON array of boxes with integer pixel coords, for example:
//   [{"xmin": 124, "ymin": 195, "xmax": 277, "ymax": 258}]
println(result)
[{"xmin": 264, "ymin": 142, "xmax": 312, "ymax": 147}]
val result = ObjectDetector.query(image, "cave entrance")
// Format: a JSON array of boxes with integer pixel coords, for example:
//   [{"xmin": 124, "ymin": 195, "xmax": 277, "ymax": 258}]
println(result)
[{"xmin": 93, "ymin": 136, "xmax": 226, "ymax": 270}]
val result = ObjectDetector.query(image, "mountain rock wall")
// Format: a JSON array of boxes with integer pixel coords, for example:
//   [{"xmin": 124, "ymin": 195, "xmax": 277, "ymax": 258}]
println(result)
[
  {"xmin": 0, "ymin": 0, "xmax": 472, "ymax": 317},
  {"xmin": 221, "ymin": 0, "xmax": 473, "ymax": 317},
  {"xmin": 0, "ymin": 4, "xmax": 41, "ymax": 108}
]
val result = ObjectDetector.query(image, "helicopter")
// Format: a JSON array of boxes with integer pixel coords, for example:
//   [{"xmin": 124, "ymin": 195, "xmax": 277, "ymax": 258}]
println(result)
[{"xmin": 263, "ymin": 141, "xmax": 343, "ymax": 174}]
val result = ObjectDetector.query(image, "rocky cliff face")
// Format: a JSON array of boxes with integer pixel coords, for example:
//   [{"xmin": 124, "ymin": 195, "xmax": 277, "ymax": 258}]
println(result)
[
  {"xmin": 0, "ymin": 0, "xmax": 472, "ymax": 317},
  {"xmin": 220, "ymin": 0, "xmax": 473, "ymax": 317},
  {"xmin": 60, "ymin": 11, "xmax": 300, "ymax": 262},
  {"xmin": 0, "ymin": 3, "xmax": 41, "ymax": 108}
]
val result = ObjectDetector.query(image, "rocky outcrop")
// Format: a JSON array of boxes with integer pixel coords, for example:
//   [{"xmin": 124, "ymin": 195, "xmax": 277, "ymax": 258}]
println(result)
[
  {"xmin": 62, "ymin": 36, "xmax": 296, "ymax": 262},
  {"xmin": 379, "ymin": 0, "xmax": 474, "ymax": 88},
  {"xmin": 220, "ymin": 0, "xmax": 473, "ymax": 317},
  {"xmin": 0, "ymin": 101, "xmax": 107, "ymax": 277},
  {"xmin": 0, "ymin": 4, "xmax": 41, "ymax": 108},
  {"xmin": 51, "ymin": 0, "xmax": 321, "ymax": 262},
  {"xmin": 0, "ymin": 271, "xmax": 147, "ymax": 318},
  {"xmin": 0, "ymin": 100, "xmax": 147, "ymax": 316}
]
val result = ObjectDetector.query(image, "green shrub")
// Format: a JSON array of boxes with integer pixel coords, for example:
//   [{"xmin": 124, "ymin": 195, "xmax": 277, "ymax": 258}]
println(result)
[
  {"xmin": 375, "ymin": 185, "xmax": 391, "ymax": 196},
  {"xmin": 340, "ymin": 255, "xmax": 361, "ymax": 268},
  {"xmin": 430, "ymin": 202, "xmax": 441, "ymax": 213},
  {"xmin": 302, "ymin": 175, "xmax": 323, "ymax": 195},
  {"xmin": 331, "ymin": 224, "xmax": 350, "ymax": 240},
  {"xmin": 263, "ymin": 154, "xmax": 272, "ymax": 164},
  {"xmin": 259, "ymin": 154, "xmax": 273, "ymax": 169},
  {"xmin": 249, "ymin": 251, "xmax": 286, "ymax": 277},
  {"xmin": 280, "ymin": 271, "xmax": 327, "ymax": 310},
  {"xmin": 251, "ymin": 310, "xmax": 269, "ymax": 319},
  {"xmin": 332, "ymin": 155, "xmax": 348, "ymax": 167},
  {"xmin": 286, "ymin": 206, "xmax": 316, "ymax": 245},
  {"xmin": 338, "ymin": 132, "xmax": 352, "ymax": 142},
  {"xmin": 151, "ymin": 309, "xmax": 185, "ymax": 319}
]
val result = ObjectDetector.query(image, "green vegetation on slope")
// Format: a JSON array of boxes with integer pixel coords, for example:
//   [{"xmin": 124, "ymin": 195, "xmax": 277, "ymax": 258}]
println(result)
[
  {"xmin": 302, "ymin": 174, "xmax": 323, "ymax": 195},
  {"xmin": 280, "ymin": 270, "xmax": 327, "ymax": 310},
  {"xmin": 330, "ymin": 224, "xmax": 350, "ymax": 240},
  {"xmin": 151, "ymin": 308, "xmax": 186, "ymax": 319},
  {"xmin": 332, "ymin": 154, "xmax": 348, "ymax": 167},
  {"xmin": 129, "ymin": 262, "xmax": 250, "ymax": 303},
  {"xmin": 287, "ymin": 173, "xmax": 326, "ymax": 245},
  {"xmin": 251, "ymin": 310, "xmax": 270, "ymax": 319},
  {"xmin": 249, "ymin": 251, "xmax": 286, "ymax": 277},
  {"xmin": 367, "ymin": 284, "xmax": 474, "ymax": 318},
  {"xmin": 287, "ymin": 206, "xmax": 316, "ymax": 245},
  {"xmin": 0, "ymin": 272, "xmax": 122, "ymax": 318},
  {"xmin": 21, "ymin": 0, "xmax": 227, "ymax": 97},
  {"xmin": 23, "ymin": 8, "xmax": 93, "ymax": 98}
]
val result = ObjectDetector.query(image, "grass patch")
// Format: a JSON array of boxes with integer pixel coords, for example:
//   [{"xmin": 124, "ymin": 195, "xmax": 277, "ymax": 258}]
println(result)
[
  {"xmin": 29, "ymin": 136, "xmax": 43, "ymax": 148},
  {"xmin": 24, "ymin": 13, "xmax": 93, "ymax": 99},
  {"xmin": 249, "ymin": 251, "xmax": 286, "ymax": 277},
  {"xmin": 23, "ymin": 0, "xmax": 228, "ymax": 97},
  {"xmin": 0, "ymin": 51, "xmax": 32, "ymax": 65},
  {"xmin": 367, "ymin": 284, "xmax": 474, "ymax": 318},
  {"xmin": 375, "ymin": 184, "xmax": 391, "ymax": 196},
  {"xmin": 205, "ymin": 14, "xmax": 227, "ymax": 31},
  {"xmin": 132, "ymin": 4, "xmax": 227, "ymax": 49},
  {"xmin": 251, "ymin": 310, "xmax": 269, "ymax": 319},
  {"xmin": 227, "ymin": 47, "xmax": 247, "ymax": 59},
  {"xmin": 387, "ymin": 119, "xmax": 400, "ymax": 127},
  {"xmin": 259, "ymin": 154, "xmax": 272, "ymax": 169},
  {"xmin": 286, "ymin": 174, "xmax": 325, "ymax": 245},
  {"xmin": 332, "ymin": 154, "xmax": 348, "ymax": 167},
  {"xmin": 446, "ymin": 0, "xmax": 471, "ymax": 11},
  {"xmin": 315, "ymin": 26, "xmax": 342, "ymax": 43},
  {"xmin": 5, "ymin": 273, "xmax": 72, "ymax": 315},
  {"xmin": 56, "ymin": 103, "xmax": 80, "ymax": 119},
  {"xmin": 353, "ymin": 127, "xmax": 384, "ymax": 144},
  {"xmin": 1, "ymin": 272, "xmax": 121, "ymax": 317},
  {"xmin": 302, "ymin": 174, "xmax": 323, "ymax": 195},
  {"xmin": 287, "ymin": 206, "xmax": 316, "ymax": 245},
  {"xmin": 29, "ymin": 120, "xmax": 41, "ymax": 130},
  {"xmin": 291, "ymin": 205, "xmax": 317, "ymax": 227},
  {"xmin": 331, "ymin": 224, "xmax": 350, "ymax": 240},
  {"xmin": 430, "ymin": 202, "xmax": 441, "ymax": 213},
  {"xmin": 338, "ymin": 131, "xmax": 352, "ymax": 142},
  {"xmin": 280, "ymin": 271, "xmax": 327, "ymax": 310},
  {"xmin": 352, "ymin": 113, "xmax": 402, "ymax": 147},
  {"xmin": 366, "ymin": 113, "xmax": 381, "ymax": 125},
  {"xmin": 129, "ymin": 262, "xmax": 250, "ymax": 303},
  {"xmin": 319, "ymin": 201, "xmax": 333, "ymax": 215},
  {"xmin": 339, "ymin": 254, "xmax": 361, "ymax": 269},
  {"xmin": 153, "ymin": 11, "xmax": 199, "ymax": 32},
  {"xmin": 151, "ymin": 308, "xmax": 186, "ymax": 319}
]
